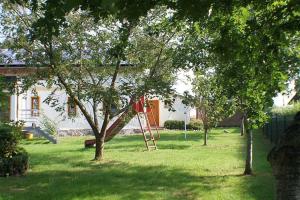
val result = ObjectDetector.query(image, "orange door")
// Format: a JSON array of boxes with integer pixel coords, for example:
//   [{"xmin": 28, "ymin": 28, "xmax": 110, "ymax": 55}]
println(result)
[{"xmin": 147, "ymin": 100, "xmax": 159, "ymax": 127}]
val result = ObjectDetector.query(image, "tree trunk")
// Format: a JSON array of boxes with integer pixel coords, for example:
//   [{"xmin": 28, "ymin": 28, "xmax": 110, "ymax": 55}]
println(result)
[
  {"xmin": 240, "ymin": 115, "xmax": 245, "ymax": 136},
  {"xmin": 204, "ymin": 128, "xmax": 208, "ymax": 146},
  {"xmin": 94, "ymin": 134, "xmax": 105, "ymax": 161},
  {"xmin": 244, "ymin": 123, "xmax": 253, "ymax": 175},
  {"xmin": 93, "ymin": 101, "xmax": 111, "ymax": 161}
]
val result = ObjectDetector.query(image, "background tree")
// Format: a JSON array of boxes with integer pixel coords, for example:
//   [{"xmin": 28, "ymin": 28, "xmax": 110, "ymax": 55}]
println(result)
[
  {"xmin": 191, "ymin": 71, "xmax": 235, "ymax": 145},
  {"xmin": 174, "ymin": 1, "xmax": 299, "ymax": 175},
  {"xmin": 207, "ymin": 4, "xmax": 299, "ymax": 175}
]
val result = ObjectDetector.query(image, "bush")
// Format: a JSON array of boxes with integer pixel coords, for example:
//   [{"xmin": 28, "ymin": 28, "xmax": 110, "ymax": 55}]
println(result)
[
  {"xmin": 0, "ymin": 124, "xmax": 22, "ymax": 158},
  {"xmin": 187, "ymin": 119, "xmax": 203, "ymax": 130},
  {"xmin": 164, "ymin": 119, "xmax": 203, "ymax": 130},
  {"xmin": 40, "ymin": 114, "xmax": 58, "ymax": 136},
  {"xmin": 0, "ymin": 122, "xmax": 28, "ymax": 176},
  {"xmin": 164, "ymin": 120, "xmax": 185, "ymax": 130},
  {"xmin": 270, "ymin": 102, "xmax": 300, "ymax": 117},
  {"xmin": 0, "ymin": 148, "xmax": 29, "ymax": 177}
]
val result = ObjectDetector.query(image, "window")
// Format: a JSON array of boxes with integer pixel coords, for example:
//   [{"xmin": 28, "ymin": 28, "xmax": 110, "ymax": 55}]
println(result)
[
  {"xmin": 67, "ymin": 97, "xmax": 77, "ymax": 117},
  {"xmin": 31, "ymin": 96, "xmax": 40, "ymax": 116}
]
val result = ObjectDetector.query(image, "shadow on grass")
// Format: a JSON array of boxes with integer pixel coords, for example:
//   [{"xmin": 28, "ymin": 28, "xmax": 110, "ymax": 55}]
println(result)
[
  {"xmin": 0, "ymin": 157, "xmax": 276, "ymax": 200},
  {"xmin": 237, "ymin": 130, "xmax": 275, "ymax": 200},
  {"xmin": 0, "ymin": 160, "xmax": 246, "ymax": 200},
  {"xmin": 0, "ymin": 161, "xmax": 189, "ymax": 200},
  {"xmin": 103, "ymin": 131, "xmax": 219, "ymax": 150},
  {"xmin": 7, "ymin": 129, "xmax": 275, "ymax": 200},
  {"xmin": 21, "ymin": 138, "xmax": 51, "ymax": 145}
]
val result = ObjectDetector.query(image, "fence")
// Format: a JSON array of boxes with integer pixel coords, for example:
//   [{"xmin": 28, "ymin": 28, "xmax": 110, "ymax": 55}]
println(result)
[{"xmin": 263, "ymin": 114, "xmax": 294, "ymax": 144}]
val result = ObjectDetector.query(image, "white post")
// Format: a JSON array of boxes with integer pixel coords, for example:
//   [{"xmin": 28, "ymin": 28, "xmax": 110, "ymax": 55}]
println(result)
[
  {"xmin": 184, "ymin": 106, "xmax": 187, "ymax": 139},
  {"xmin": 10, "ymin": 94, "xmax": 18, "ymax": 121}
]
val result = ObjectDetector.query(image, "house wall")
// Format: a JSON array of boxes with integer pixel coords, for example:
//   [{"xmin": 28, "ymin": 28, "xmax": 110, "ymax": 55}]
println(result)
[
  {"xmin": 158, "ymin": 97, "xmax": 190, "ymax": 127},
  {"xmin": 16, "ymin": 84, "xmax": 144, "ymax": 131},
  {"xmin": 18, "ymin": 86, "xmax": 93, "ymax": 129},
  {"xmin": 273, "ymin": 80, "xmax": 297, "ymax": 106},
  {"xmin": 218, "ymin": 112, "xmax": 242, "ymax": 127},
  {"xmin": 11, "ymin": 83, "xmax": 190, "ymax": 131},
  {"xmin": 10, "ymin": 83, "xmax": 190, "ymax": 131}
]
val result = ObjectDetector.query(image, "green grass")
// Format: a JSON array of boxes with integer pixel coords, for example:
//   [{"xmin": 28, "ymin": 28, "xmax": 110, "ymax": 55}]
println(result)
[{"xmin": 0, "ymin": 128, "xmax": 275, "ymax": 200}]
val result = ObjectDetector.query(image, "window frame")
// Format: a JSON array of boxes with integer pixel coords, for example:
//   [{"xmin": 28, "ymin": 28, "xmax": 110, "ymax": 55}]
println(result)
[{"xmin": 31, "ymin": 96, "xmax": 40, "ymax": 117}]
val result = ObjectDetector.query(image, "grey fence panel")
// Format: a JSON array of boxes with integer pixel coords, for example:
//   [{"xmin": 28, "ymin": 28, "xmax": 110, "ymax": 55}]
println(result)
[{"xmin": 263, "ymin": 115, "xmax": 294, "ymax": 144}]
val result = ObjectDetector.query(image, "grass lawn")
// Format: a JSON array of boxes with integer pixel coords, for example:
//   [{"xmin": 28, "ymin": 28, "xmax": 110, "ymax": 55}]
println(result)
[{"xmin": 0, "ymin": 128, "xmax": 275, "ymax": 200}]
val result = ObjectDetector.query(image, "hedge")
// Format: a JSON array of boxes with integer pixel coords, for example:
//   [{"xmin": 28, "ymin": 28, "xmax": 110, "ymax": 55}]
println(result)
[
  {"xmin": 270, "ymin": 102, "xmax": 300, "ymax": 117},
  {"xmin": 0, "ymin": 122, "xmax": 29, "ymax": 176},
  {"xmin": 164, "ymin": 120, "xmax": 185, "ymax": 130},
  {"xmin": 0, "ymin": 148, "xmax": 29, "ymax": 177},
  {"xmin": 164, "ymin": 120, "xmax": 203, "ymax": 130}
]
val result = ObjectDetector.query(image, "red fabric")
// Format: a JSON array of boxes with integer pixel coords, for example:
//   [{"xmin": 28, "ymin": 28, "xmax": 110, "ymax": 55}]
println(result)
[{"xmin": 132, "ymin": 96, "xmax": 144, "ymax": 112}]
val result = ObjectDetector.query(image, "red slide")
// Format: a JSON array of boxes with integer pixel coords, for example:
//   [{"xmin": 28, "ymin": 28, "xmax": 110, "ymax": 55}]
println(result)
[{"xmin": 84, "ymin": 97, "xmax": 143, "ymax": 147}]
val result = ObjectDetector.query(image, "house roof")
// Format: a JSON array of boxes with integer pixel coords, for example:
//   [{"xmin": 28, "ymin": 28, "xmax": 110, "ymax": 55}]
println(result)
[
  {"xmin": 0, "ymin": 49, "xmax": 25, "ymax": 66},
  {"xmin": 0, "ymin": 49, "xmax": 138, "ymax": 76}
]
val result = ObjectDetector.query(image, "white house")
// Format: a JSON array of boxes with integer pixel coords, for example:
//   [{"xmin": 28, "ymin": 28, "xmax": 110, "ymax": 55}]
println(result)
[
  {"xmin": 0, "ymin": 63, "xmax": 191, "ymax": 135},
  {"xmin": 273, "ymin": 80, "xmax": 297, "ymax": 107}
]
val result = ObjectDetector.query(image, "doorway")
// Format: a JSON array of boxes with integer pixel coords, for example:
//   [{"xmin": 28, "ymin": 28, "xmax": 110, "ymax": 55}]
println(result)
[
  {"xmin": 146, "ymin": 100, "xmax": 159, "ymax": 127},
  {"xmin": 0, "ymin": 95, "xmax": 10, "ymax": 121}
]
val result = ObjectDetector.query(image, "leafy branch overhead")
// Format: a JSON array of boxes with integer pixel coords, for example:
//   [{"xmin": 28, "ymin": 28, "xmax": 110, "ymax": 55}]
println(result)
[{"xmin": 0, "ymin": 2, "xmax": 187, "ymax": 160}]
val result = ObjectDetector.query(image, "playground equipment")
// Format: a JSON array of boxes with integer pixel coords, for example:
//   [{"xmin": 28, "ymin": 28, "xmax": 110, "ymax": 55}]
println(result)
[{"xmin": 84, "ymin": 97, "xmax": 160, "ymax": 150}]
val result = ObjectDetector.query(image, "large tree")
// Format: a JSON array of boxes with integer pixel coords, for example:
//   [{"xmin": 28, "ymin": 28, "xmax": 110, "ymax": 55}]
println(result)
[{"xmin": 0, "ymin": 2, "xmax": 184, "ymax": 160}]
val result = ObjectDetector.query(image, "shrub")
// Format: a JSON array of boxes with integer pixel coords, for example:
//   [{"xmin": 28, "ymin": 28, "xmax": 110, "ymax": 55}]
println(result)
[
  {"xmin": 40, "ymin": 114, "xmax": 58, "ymax": 136},
  {"xmin": 164, "ymin": 119, "xmax": 203, "ymax": 130},
  {"xmin": 164, "ymin": 120, "xmax": 185, "ymax": 130},
  {"xmin": 270, "ymin": 102, "xmax": 300, "ymax": 117},
  {"xmin": 187, "ymin": 119, "xmax": 203, "ymax": 130},
  {"xmin": 0, "ymin": 124, "xmax": 22, "ymax": 158},
  {"xmin": 0, "ymin": 122, "xmax": 28, "ymax": 176},
  {"xmin": 0, "ymin": 148, "xmax": 29, "ymax": 177},
  {"xmin": 0, "ymin": 127, "xmax": 18, "ymax": 158}
]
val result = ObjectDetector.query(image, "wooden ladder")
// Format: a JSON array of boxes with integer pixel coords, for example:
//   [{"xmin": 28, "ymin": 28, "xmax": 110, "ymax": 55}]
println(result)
[
  {"xmin": 136, "ymin": 100, "xmax": 160, "ymax": 151},
  {"xmin": 137, "ymin": 111, "xmax": 157, "ymax": 150}
]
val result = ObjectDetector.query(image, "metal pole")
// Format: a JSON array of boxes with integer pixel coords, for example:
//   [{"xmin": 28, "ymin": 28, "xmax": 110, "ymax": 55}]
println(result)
[{"xmin": 184, "ymin": 106, "xmax": 187, "ymax": 140}]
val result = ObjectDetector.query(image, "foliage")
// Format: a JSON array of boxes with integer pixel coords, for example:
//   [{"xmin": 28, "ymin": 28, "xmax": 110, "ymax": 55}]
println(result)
[
  {"xmin": 0, "ymin": 122, "xmax": 28, "ymax": 176},
  {"xmin": 164, "ymin": 119, "xmax": 203, "ymax": 130},
  {"xmin": 0, "ymin": 2, "xmax": 187, "ymax": 160},
  {"xmin": 0, "ymin": 122, "xmax": 24, "ymax": 158},
  {"xmin": 0, "ymin": 148, "xmax": 28, "ymax": 177},
  {"xmin": 185, "ymin": 71, "xmax": 235, "ymax": 132},
  {"xmin": 270, "ymin": 102, "xmax": 300, "ymax": 117},
  {"xmin": 164, "ymin": 120, "xmax": 185, "ymax": 130},
  {"xmin": 39, "ymin": 114, "xmax": 58, "ymax": 136},
  {"xmin": 186, "ymin": 119, "xmax": 203, "ymax": 130},
  {"xmin": 207, "ymin": 2, "xmax": 299, "ymax": 129},
  {"xmin": 0, "ymin": 126, "xmax": 19, "ymax": 158},
  {"xmin": 0, "ymin": 76, "xmax": 15, "ymax": 122}
]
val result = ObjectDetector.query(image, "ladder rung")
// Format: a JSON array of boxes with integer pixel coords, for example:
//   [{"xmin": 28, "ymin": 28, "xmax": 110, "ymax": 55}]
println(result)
[{"xmin": 146, "ymin": 138, "xmax": 155, "ymax": 141}]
